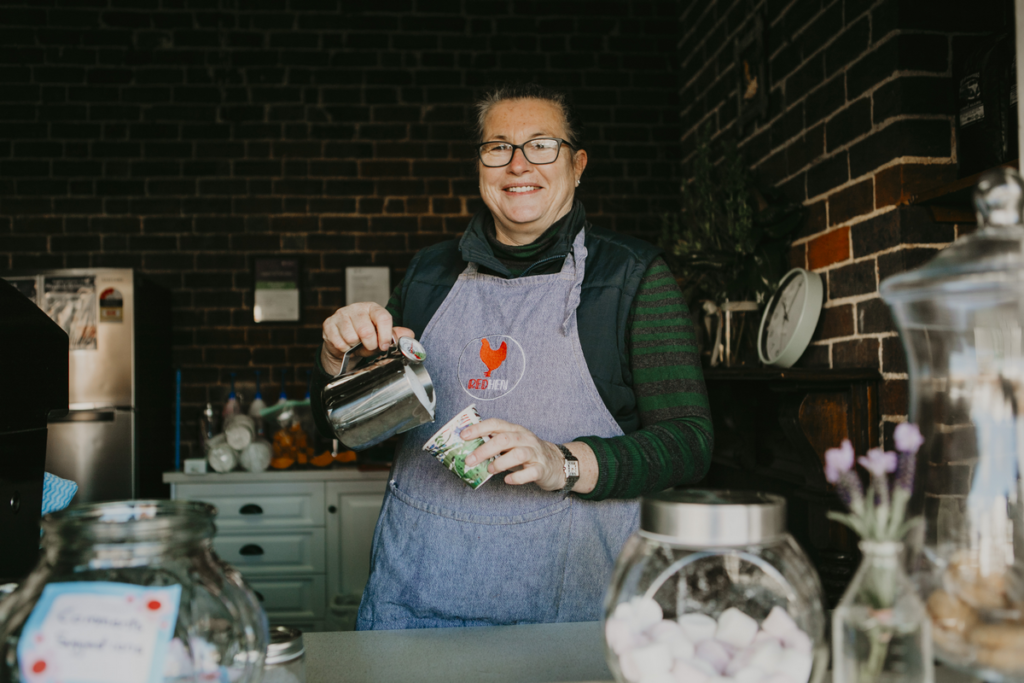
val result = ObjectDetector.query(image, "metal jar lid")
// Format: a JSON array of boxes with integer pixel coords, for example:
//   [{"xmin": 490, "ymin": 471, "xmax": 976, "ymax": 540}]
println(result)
[
  {"xmin": 266, "ymin": 625, "xmax": 305, "ymax": 665},
  {"xmin": 640, "ymin": 490, "xmax": 786, "ymax": 547}
]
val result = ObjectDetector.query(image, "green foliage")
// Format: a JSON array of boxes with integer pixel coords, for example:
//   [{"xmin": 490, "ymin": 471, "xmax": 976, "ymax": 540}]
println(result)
[{"xmin": 661, "ymin": 123, "xmax": 803, "ymax": 304}]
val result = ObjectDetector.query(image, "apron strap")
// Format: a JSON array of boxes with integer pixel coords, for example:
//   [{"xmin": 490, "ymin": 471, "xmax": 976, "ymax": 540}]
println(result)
[
  {"xmin": 460, "ymin": 229, "xmax": 587, "ymax": 334},
  {"xmin": 562, "ymin": 229, "xmax": 587, "ymax": 335}
]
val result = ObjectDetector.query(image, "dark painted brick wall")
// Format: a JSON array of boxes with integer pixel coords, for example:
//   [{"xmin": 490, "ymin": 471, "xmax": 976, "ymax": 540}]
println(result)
[
  {"xmin": 679, "ymin": 0, "xmax": 1006, "ymax": 436},
  {"xmin": 0, "ymin": 0, "xmax": 681, "ymax": 457}
]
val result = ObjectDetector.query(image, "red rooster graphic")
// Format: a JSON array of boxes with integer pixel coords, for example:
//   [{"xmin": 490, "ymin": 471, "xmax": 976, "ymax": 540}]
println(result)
[{"xmin": 479, "ymin": 338, "xmax": 507, "ymax": 377}]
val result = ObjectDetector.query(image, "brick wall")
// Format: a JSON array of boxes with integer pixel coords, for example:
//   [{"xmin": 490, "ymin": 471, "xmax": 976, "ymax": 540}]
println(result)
[
  {"xmin": 678, "ymin": 0, "xmax": 1006, "ymax": 444},
  {"xmin": 0, "ymin": 0, "xmax": 681, "ymax": 458}
]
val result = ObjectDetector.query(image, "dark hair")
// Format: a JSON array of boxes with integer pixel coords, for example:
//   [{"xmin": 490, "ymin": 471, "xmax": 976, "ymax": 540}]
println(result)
[{"xmin": 473, "ymin": 83, "xmax": 585, "ymax": 149}]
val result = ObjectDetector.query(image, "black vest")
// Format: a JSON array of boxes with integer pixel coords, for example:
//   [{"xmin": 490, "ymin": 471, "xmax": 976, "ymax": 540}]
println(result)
[{"xmin": 399, "ymin": 221, "xmax": 661, "ymax": 435}]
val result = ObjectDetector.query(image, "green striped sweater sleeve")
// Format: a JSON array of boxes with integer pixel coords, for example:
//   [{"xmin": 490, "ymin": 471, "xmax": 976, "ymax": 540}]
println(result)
[{"xmin": 576, "ymin": 257, "xmax": 714, "ymax": 500}]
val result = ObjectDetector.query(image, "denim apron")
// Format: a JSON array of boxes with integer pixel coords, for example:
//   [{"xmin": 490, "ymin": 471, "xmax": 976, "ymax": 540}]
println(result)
[{"xmin": 356, "ymin": 228, "xmax": 639, "ymax": 630}]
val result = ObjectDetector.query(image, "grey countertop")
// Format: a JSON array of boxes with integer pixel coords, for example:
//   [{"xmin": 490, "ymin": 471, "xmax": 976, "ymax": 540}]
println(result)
[
  {"xmin": 304, "ymin": 621, "xmax": 613, "ymax": 683},
  {"xmin": 302, "ymin": 622, "xmax": 983, "ymax": 683}
]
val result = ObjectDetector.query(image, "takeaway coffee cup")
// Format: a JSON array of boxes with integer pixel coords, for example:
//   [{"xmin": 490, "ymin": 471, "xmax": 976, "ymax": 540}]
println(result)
[{"xmin": 422, "ymin": 404, "xmax": 494, "ymax": 489}]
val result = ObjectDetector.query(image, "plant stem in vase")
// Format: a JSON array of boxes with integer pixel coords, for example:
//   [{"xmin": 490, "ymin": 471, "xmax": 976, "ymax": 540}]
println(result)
[{"xmin": 833, "ymin": 541, "xmax": 933, "ymax": 683}]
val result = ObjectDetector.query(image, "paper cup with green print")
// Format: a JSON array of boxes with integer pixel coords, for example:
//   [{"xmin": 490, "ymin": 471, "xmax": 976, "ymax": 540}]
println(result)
[{"xmin": 421, "ymin": 404, "xmax": 494, "ymax": 489}]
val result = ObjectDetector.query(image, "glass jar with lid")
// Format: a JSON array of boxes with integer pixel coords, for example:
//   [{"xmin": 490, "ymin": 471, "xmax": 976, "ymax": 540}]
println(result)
[
  {"xmin": 0, "ymin": 500, "xmax": 268, "ymax": 683},
  {"xmin": 604, "ymin": 490, "xmax": 827, "ymax": 683},
  {"xmin": 264, "ymin": 625, "xmax": 306, "ymax": 683},
  {"xmin": 880, "ymin": 168, "xmax": 1024, "ymax": 679}
]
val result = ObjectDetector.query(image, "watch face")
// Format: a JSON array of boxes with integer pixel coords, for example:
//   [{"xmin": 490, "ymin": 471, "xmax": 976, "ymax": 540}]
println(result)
[{"xmin": 763, "ymin": 273, "xmax": 806, "ymax": 360}]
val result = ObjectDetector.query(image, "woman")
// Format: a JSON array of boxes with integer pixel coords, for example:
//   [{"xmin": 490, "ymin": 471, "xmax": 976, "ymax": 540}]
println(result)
[{"xmin": 310, "ymin": 83, "xmax": 713, "ymax": 630}]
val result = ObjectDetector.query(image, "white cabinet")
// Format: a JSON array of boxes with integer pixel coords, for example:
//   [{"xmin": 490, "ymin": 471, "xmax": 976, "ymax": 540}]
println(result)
[
  {"xmin": 165, "ymin": 470, "xmax": 387, "ymax": 633},
  {"xmin": 325, "ymin": 482, "xmax": 386, "ymax": 630}
]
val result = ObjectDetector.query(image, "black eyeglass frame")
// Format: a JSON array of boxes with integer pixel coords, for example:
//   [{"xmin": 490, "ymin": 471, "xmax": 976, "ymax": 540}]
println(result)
[{"xmin": 476, "ymin": 137, "xmax": 577, "ymax": 168}]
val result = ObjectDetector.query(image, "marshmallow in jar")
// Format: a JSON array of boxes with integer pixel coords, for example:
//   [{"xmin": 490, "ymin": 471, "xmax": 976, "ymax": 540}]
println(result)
[{"xmin": 604, "ymin": 490, "xmax": 827, "ymax": 683}]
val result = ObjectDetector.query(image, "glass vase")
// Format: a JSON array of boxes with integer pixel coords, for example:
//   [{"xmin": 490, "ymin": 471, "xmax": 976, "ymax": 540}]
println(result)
[{"xmin": 832, "ymin": 541, "xmax": 933, "ymax": 683}]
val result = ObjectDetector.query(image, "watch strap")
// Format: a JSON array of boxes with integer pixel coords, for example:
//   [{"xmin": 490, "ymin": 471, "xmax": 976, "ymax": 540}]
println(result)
[{"xmin": 557, "ymin": 443, "xmax": 579, "ymax": 492}]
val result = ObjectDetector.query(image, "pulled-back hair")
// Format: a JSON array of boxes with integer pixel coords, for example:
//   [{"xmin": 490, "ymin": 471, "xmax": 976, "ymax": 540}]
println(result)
[{"xmin": 473, "ymin": 83, "xmax": 585, "ymax": 149}]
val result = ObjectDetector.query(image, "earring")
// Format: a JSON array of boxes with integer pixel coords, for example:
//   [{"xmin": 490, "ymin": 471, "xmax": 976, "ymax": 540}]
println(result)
[{"xmin": 575, "ymin": 178, "xmax": 580, "ymax": 187}]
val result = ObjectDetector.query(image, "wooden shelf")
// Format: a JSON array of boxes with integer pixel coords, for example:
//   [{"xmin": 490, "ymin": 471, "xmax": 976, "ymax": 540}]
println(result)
[
  {"xmin": 910, "ymin": 161, "xmax": 1018, "ymax": 222},
  {"xmin": 703, "ymin": 366, "xmax": 880, "ymax": 383}
]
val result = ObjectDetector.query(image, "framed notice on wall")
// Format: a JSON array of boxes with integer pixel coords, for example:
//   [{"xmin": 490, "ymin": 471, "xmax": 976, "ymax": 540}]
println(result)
[
  {"xmin": 345, "ymin": 266, "xmax": 390, "ymax": 308},
  {"xmin": 253, "ymin": 258, "xmax": 300, "ymax": 323}
]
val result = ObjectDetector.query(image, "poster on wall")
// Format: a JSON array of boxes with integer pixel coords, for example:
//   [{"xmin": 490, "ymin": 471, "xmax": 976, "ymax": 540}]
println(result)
[
  {"xmin": 253, "ymin": 258, "xmax": 300, "ymax": 323},
  {"xmin": 42, "ymin": 276, "xmax": 98, "ymax": 350}
]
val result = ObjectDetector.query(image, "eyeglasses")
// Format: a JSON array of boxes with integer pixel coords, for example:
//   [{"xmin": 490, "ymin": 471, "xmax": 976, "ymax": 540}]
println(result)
[{"xmin": 477, "ymin": 138, "xmax": 575, "ymax": 168}]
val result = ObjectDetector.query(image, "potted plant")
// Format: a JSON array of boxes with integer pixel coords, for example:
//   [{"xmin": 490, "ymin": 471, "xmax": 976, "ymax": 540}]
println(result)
[{"xmin": 661, "ymin": 123, "xmax": 803, "ymax": 366}]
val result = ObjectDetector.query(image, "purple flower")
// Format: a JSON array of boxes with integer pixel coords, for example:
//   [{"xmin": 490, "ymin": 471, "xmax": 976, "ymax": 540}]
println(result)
[
  {"xmin": 894, "ymin": 448, "xmax": 917, "ymax": 494},
  {"xmin": 894, "ymin": 422, "xmax": 924, "ymax": 454},
  {"xmin": 858, "ymin": 448, "xmax": 898, "ymax": 478},
  {"xmin": 835, "ymin": 471, "xmax": 865, "ymax": 510},
  {"xmin": 825, "ymin": 439, "xmax": 855, "ymax": 484}
]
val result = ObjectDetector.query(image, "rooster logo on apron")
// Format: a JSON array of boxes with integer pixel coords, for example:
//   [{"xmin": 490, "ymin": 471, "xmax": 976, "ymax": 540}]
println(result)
[
  {"xmin": 479, "ymin": 338, "xmax": 507, "ymax": 376},
  {"xmin": 458, "ymin": 335, "xmax": 525, "ymax": 400}
]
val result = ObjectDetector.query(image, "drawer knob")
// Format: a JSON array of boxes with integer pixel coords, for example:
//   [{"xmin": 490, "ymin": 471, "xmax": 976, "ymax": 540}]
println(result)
[
  {"xmin": 239, "ymin": 504, "xmax": 263, "ymax": 515},
  {"xmin": 240, "ymin": 544, "xmax": 264, "ymax": 556},
  {"xmin": 328, "ymin": 505, "xmax": 337, "ymax": 514}
]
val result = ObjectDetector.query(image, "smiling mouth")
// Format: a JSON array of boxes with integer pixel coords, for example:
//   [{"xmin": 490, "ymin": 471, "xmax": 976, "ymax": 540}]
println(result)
[{"xmin": 505, "ymin": 186, "xmax": 541, "ymax": 193}]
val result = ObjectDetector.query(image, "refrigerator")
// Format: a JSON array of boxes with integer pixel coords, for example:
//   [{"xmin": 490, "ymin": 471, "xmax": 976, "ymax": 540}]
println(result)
[{"xmin": 1, "ymin": 269, "xmax": 173, "ymax": 504}]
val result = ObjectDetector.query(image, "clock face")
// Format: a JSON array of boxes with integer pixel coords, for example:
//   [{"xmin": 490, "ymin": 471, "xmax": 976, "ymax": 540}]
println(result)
[{"xmin": 764, "ymin": 273, "xmax": 806, "ymax": 360}]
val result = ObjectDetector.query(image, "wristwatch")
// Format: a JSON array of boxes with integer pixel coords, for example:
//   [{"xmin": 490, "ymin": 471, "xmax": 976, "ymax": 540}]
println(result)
[{"xmin": 557, "ymin": 444, "xmax": 579, "ymax": 492}]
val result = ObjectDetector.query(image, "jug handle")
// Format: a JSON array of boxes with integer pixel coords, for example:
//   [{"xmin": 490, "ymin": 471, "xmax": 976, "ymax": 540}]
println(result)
[{"xmin": 338, "ymin": 333, "xmax": 400, "ymax": 376}]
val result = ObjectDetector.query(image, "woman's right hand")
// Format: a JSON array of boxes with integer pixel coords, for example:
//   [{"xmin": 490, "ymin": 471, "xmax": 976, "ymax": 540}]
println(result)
[{"xmin": 320, "ymin": 302, "xmax": 414, "ymax": 376}]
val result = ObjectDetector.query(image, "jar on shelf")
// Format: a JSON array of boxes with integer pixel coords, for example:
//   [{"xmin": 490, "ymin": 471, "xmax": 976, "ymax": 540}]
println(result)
[
  {"xmin": 604, "ymin": 490, "xmax": 827, "ymax": 683},
  {"xmin": 0, "ymin": 500, "xmax": 268, "ymax": 683}
]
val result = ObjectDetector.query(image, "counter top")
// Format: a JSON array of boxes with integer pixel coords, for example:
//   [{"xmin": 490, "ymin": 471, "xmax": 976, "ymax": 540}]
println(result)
[
  {"xmin": 162, "ymin": 468, "xmax": 390, "ymax": 484},
  {"xmin": 304, "ymin": 621, "xmax": 612, "ymax": 683},
  {"xmin": 302, "ymin": 622, "xmax": 982, "ymax": 683}
]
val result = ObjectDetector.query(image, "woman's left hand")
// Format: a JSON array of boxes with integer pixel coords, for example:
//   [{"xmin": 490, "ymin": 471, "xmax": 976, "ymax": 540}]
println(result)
[{"xmin": 460, "ymin": 419, "xmax": 566, "ymax": 491}]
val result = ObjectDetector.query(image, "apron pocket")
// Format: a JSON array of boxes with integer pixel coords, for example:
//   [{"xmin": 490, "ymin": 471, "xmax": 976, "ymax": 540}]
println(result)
[
  {"xmin": 363, "ymin": 480, "xmax": 573, "ymax": 627},
  {"xmin": 388, "ymin": 478, "xmax": 571, "ymax": 524}
]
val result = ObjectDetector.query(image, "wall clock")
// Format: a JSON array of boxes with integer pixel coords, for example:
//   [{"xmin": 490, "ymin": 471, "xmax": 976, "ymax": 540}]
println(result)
[{"xmin": 757, "ymin": 268, "xmax": 824, "ymax": 368}]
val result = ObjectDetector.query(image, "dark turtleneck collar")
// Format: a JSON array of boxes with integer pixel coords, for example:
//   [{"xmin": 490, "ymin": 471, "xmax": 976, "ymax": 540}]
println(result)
[{"xmin": 459, "ymin": 200, "xmax": 586, "ymax": 278}]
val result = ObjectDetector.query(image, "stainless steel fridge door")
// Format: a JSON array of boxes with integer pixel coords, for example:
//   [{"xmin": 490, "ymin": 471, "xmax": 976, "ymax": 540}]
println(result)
[
  {"xmin": 66, "ymin": 270, "xmax": 134, "ymax": 407},
  {"xmin": 45, "ymin": 409, "xmax": 133, "ymax": 503}
]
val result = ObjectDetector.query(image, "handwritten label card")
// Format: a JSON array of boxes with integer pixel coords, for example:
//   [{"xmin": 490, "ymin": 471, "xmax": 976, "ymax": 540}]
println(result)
[{"xmin": 18, "ymin": 582, "xmax": 181, "ymax": 683}]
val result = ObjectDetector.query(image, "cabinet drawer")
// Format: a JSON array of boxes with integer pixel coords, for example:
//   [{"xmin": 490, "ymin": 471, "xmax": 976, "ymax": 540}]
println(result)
[
  {"xmin": 248, "ymin": 575, "xmax": 325, "ymax": 621},
  {"xmin": 214, "ymin": 528, "xmax": 325, "ymax": 575},
  {"xmin": 174, "ymin": 482, "xmax": 323, "ymax": 528}
]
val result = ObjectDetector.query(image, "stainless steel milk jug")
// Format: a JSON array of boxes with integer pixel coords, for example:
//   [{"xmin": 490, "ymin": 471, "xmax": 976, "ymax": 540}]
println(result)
[{"xmin": 322, "ymin": 336, "xmax": 435, "ymax": 450}]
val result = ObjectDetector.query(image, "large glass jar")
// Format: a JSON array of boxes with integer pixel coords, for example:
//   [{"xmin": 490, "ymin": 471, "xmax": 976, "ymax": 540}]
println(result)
[
  {"xmin": 604, "ymin": 490, "xmax": 827, "ymax": 683},
  {"xmin": 881, "ymin": 168, "xmax": 1024, "ymax": 680},
  {"xmin": 0, "ymin": 500, "xmax": 268, "ymax": 683}
]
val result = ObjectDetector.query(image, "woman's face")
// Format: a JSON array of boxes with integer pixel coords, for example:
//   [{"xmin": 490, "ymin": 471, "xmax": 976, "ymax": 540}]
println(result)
[{"xmin": 478, "ymin": 98, "xmax": 588, "ymax": 246}]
